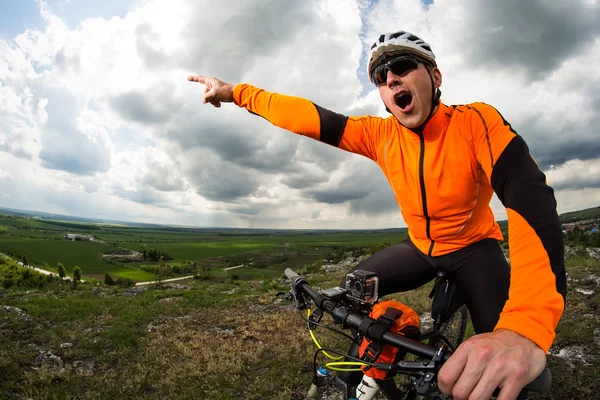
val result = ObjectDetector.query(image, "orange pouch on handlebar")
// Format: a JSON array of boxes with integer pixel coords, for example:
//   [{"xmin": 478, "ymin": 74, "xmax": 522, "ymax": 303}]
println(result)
[{"xmin": 358, "ymin": 300, "xmax": 421, "ymax": 380}]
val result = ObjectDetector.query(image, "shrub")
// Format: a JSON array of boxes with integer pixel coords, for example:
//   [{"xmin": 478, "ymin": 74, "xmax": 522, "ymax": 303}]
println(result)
[
  {"xmin": 57, "ymin": 263, "xmax": 66, "ymax": 280},
  {"xmin": 3, "ymin": 278, "xmax": 14, "ymax": 289},
  {"xmin": 104, "ymin": 273, "xmax": 115, "ymax": 286},
  {"xmin": 115, "ymin": 277, "xmax": 135, "ymax": 287},
  {"xmin": 72, "ymin": 266, "xmax": 82, "ymax": 287}
]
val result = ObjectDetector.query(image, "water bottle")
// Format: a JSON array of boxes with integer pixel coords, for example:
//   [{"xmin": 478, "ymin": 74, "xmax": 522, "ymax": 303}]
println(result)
[
  {"xmin": 305, "ymin": 367, "xmax": 331, "ymax": 400},
  {"xmin": 355, "ymin": 375, "xmax": 380, "ymax": 400}
]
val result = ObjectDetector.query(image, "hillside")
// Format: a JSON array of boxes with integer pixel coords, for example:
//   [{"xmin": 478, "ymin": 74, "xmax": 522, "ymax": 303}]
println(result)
[
  {"xmin": 1, "ymin": 245, "xmax": 600, "ymax": 399},
  {"xmin": 560, "ymin": 206, "xmax": 600, "ymax": 223}
]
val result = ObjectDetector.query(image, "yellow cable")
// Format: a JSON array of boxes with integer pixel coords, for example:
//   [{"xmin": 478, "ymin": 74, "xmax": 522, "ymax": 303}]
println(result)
[
  {"xmin": 307, "ymin": 309, "xmax": 344, "ymax": 360},
  {"xmin": 325, "ymin": 361, "xmax": 366, "ymax": 372}
]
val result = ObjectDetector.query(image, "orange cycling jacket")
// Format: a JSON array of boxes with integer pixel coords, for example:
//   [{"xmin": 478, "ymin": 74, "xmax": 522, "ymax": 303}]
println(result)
[{"xmin": 232, "ymin": 83, "xmax": 566, "ymax": 352}]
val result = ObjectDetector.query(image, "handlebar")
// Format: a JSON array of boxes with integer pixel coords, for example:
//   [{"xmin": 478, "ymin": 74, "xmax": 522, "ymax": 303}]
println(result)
[{"xmin": 284, "ymin": 268, "xmax": 552, "ymax": 395}]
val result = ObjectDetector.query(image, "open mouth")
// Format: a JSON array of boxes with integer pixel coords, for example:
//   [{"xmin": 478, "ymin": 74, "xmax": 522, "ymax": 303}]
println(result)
[{"xmin": 395, "ymin": 93, "xmax": 413, "ymax": 111}]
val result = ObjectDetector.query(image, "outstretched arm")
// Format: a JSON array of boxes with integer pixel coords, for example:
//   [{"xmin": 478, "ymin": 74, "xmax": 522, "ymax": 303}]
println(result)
[{"xmin": 187, "ymin": 75, "xmax": 389, "ymax": 161}]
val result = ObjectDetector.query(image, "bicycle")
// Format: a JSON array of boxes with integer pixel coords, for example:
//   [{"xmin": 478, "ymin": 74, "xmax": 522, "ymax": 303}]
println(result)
[{"xmin": 279, "ymin": 268, "xmax": 552, "ymax": 400}]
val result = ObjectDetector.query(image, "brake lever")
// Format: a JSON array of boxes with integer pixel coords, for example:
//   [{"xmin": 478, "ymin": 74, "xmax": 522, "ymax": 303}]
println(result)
[
  {"xmin": 414, "ymin": 345, "xmax": 447, "ymax": 397},
  {"xmin": 276, "ymin": 287, "xmax": 310, "ymax": 310}
]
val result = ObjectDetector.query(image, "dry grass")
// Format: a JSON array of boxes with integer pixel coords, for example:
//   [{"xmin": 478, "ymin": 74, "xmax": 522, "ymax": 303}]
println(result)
[{"xmin": 1, "ymin": 256, "xmax": 599, "ymax": 399}]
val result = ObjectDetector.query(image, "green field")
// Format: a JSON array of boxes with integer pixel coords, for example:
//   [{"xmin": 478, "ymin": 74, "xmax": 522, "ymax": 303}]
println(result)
[
  {"xmin": 0, "ymin": 237, "xmax": 155, "ymax": 281},
  {"xmin": 0, "ymin": 213, "xmax": 408, "ymax": 282}
]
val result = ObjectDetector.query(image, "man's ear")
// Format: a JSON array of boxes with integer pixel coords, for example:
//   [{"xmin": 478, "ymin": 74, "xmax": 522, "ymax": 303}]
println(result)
[{"xmin": 432, "ymin": 67, "xmax": 442, "ymax": 89}]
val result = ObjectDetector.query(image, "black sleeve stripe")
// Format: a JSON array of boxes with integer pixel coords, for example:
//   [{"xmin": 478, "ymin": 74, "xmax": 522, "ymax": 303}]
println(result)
[
  {"xmin": 312, "ymin": 103, "xmax": 348, "ymax": 147},
  {"xmin": 466, "ymin": 105, "xmax": 494, "ymax": 171},
  {"xmin": 491, "ymin": 136, "xmax": 567, "ymax": 299}
]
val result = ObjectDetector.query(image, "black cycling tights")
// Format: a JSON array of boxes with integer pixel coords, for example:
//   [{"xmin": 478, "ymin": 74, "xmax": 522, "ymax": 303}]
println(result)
[
  {"xmin": 338, "ymin": 238, "xmax": 527, "ymax": 397},
  {"xmin": 342, "ymin": 237, "xmax": 510, "ymax": 336}
]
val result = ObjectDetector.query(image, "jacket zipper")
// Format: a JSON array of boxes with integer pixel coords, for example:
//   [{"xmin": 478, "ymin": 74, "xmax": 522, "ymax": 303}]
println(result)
[{"xmin": 418, "ymin": 132, "xmax": 435, "ymax": 256}]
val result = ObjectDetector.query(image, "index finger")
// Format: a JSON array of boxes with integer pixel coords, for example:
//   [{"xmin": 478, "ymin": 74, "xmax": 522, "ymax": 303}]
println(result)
[{"xmin": 187, "ymin": 75, "xmax": 207, "ymax": 84}]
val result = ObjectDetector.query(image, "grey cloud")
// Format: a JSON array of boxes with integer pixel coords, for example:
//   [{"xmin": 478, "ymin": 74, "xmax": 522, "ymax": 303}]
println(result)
[
  {"xmin": 0, "ymin": 142, "xmax": 32, "ymax": 160},
  {"xmin": 304, "ymin": 160, "xmax": 399, "ymax": 215},
  {"xmin": 281, "ymin": 171, "xmax": 329, "ymax": 189},
  {"xmin": 114, "ymin": 187, "xmax": 168, "ymax": 205},
  {"xmin": 38, "ymin": 88, "xmax": 110, "ymax": 175},
  {"xmin": 511, "ymin": 103, "xmax": 600, "ymax": 173},
  {"xmin": 178, "ymin": 0, "xmax": 316, "ymax": 81},
  {"xmin": 135, "ymin": 23, "xmax": 169, "ymax": 69},
  {"xmin": 163, "ymin": 113, "xmax": 303, "ymax": 173},
  {"xmin": 293, "ymin": 139, "xmax": 348, "ymax": 172},
  {"xmin": 54, "ymin": 48, "xmax": 80, "ymax": 73},
  {"xmin": 40, "ymin": 129, "xmax": 110, "ymax": 175},
  {"xmin": 457, "ymin": 0, "xmax": 600, "ymax": 79},
  {"xmin": 109, "ymin": 90, "xmax": 174, "ymax": 125},
  {"xmin": 531, "ymin": 138, "xmax": 600, "ymax": 172},
  {"xmin": 550, "ymin": 175, "xmax": 600, "ymax": 191},
  {"xmin": 167, "ymin": 118, "xmax": 262, "ymax": 161},
  {"xmin": 227, "ymin": 204, "xmax": 263, "ymax": 216},
  {"xmin": 141, "ymin": 160, "xmax": 187, "ymax": 192},
  {"xmin": 185, "ymin": 152, "xmax": 262, "ymax": 202},
  {"xmin": 0, "ymin": 108, "xmax": 34, "ymax": 160},
  {"xmin": 349, "ymin": 189, "xmax": 399, "ymax": 216}
]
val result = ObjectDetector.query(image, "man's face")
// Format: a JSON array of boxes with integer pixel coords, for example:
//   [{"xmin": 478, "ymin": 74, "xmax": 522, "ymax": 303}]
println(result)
[{"xmin": 376, "ymin": 58, "xmax": 442, "ymax": 129}]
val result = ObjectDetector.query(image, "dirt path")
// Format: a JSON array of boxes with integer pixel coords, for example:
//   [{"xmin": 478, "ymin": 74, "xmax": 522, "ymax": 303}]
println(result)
[
  {"xmin": 223, "ymin": 264, "xmax": 244, "ymax": 271},
  {"xmin": 135, "ymin": 275, "xmax": 195, "ymax": 286}
]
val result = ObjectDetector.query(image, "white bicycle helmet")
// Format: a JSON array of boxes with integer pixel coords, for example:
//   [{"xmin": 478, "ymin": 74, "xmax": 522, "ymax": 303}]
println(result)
[{"xmin": 367, "ymin": 31, "xmax": 436, "ymax": 83}]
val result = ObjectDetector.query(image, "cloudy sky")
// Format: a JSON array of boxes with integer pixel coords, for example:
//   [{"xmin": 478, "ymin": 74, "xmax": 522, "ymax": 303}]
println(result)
[{"xmin": 0, "ymin": 0, "xmax": 599, "ymax": 229}]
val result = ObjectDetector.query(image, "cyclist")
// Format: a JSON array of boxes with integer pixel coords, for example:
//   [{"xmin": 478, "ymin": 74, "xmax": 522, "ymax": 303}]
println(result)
[{"xmin": 187, "ymin": 30, "xmax": 567, "ymax": 400}]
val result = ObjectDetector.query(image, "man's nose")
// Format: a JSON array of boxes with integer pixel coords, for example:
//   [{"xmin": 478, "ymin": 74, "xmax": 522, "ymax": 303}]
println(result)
[{"xmin": 386, "ymin": 69, "xmax": 402, "ymax": 85}]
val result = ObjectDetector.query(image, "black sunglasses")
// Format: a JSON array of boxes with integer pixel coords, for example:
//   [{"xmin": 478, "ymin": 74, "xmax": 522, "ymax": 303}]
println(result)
[{"xmin": 370, "ymin": 56, "xmax": 421, "ymax": 86}]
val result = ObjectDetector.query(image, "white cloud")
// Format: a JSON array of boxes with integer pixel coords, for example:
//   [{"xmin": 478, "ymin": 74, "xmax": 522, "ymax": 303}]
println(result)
[{"xmin": 0, "ymin": 0, "xmax": 598, "ymax": 230}]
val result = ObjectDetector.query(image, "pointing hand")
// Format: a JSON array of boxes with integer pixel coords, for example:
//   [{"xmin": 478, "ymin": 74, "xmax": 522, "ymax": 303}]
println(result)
[{"xmin": 187, "ymin": 75, "xmax": 235, "ymax": 108}]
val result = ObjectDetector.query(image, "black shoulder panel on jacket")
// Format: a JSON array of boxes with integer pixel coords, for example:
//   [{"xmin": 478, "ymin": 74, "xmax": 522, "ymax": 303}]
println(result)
[
  {"xmin": 312, "ymin": 103, "xmax": 348, "ymax": 147},
  {"xmin": 491, "ymin": 136, "xmax": 567, "ymax": 299}
]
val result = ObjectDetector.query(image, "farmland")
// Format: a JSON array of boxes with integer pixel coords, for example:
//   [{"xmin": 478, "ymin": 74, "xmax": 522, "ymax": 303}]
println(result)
[{"xmin": 0, "ymin": 213, "xmax": 408, "ymax": 282}]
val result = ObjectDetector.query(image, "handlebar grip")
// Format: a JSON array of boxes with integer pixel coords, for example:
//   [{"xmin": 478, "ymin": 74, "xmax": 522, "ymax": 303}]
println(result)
[
  {"xmin": 285, "ymin": 268, "xmax": 300, "ymax": 280},
  {"xmin": 525, "ymin": 368, "xmax": 552, "ymax": 393}
]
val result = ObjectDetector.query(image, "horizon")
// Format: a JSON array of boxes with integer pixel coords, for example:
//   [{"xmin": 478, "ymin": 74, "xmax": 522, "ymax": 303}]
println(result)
[{"xmin": 1, "ymin": 0, "xmax": 599, "ymax": 229}]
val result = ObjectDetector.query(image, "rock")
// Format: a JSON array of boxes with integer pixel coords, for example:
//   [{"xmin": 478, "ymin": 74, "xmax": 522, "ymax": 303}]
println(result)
[
  {"xmin": 72, "ymin": 361, "xmax": 94, "ymax": 376},
  {"xmin": 123, "ymin": 286, "xmax": 148, "ymax": 297},
  {"xmin": 158, "ymin": 297, "xmax": 182, "ymax": 304},
  {"xmin": 83, "ymin": 326, "xmax": 108, "ymax": 335},
  {"xmin": 60, "ymin": 343, "xmax": 73, "ymax": 348},
  {"xmin": 208, "ymin": 327, "xmax": 234, "ymax": 335},
  {"xmin": 549, "ymin": 345, "xmax": 594, "ymax": 367},
  {"xmin": 420, "ymin": 312, "xmax": 434, "ymax": 332},
  {"xmin": 37, "ymin": 350, "xmax": 63, "ymax": 367},
  {"xmin": 564, "ymin": 246, "xmax": 577, "ymax": 259},
  {"xmin": 595, "ymin": 328, "xmax": 600, "ymax": 348},
  {"xmin": 1, "ymin": 305, "xmax": 33, "ymax": 322},
  {"xmin": 165, "ymin": 283, "xmax": 191, "ymax": 291},
  {"xmin": 586, "ymin": 247, "xmax": 600, "ymax": 261}
]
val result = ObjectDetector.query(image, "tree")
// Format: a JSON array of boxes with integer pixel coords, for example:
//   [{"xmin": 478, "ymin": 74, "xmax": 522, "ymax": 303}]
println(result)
[
  {"xmin": 72, "ymin": 266, "xmax": 82, "ymax": 287},
  {"xmin": 141, "ymin": 244, "xmax": 148, "ymax": 261},
  {"xmin": 157, "ymin": 256, "xmax": 165, "ymax": 283},
  {"xmin": 22, "ymin": 255, "xmax": 29, "ymax": 266},
  {"xmin": 104, "ymin": 273, "xmax": 115, "ymax": 286},
  {"xmin": 57, "ymin": 263, "xmax": 66, "ymax": 281}
]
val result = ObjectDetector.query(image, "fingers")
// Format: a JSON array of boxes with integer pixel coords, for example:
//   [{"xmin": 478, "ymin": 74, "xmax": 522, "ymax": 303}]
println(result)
[
  {"xmin": 187, "ymin": 75, "xmax": 207, "ymax": 84},
  {"xmin": 438, "ymin": 345, "xmax": 468, "ymax": 395},
  {"xmin": 187, "ymin": 74, "xmax": 233, "ymax": 106}
]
